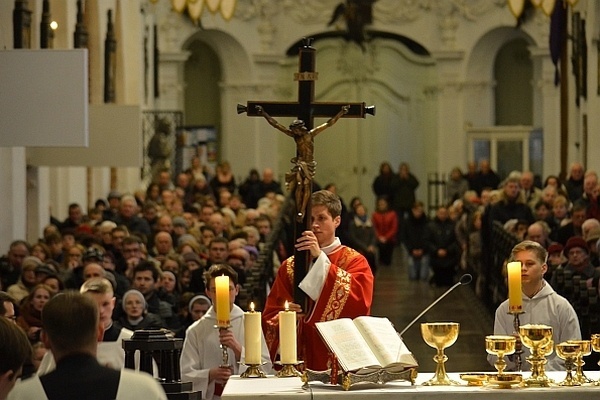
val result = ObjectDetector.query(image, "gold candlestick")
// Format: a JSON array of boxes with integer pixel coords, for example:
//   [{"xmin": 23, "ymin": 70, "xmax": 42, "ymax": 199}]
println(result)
[
  {"xmin": 508, "ymin": 309, "xmax": 524, "ymax": 371},
  {"xmin": 214, "ymin": 325, "xmax": 232, "ymax": 368}
]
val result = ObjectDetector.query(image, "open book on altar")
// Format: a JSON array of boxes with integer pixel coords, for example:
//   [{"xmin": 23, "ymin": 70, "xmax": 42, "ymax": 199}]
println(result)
[{"xmin": 315, "ymin": 316, "xmax": 418, "ymax": 374}]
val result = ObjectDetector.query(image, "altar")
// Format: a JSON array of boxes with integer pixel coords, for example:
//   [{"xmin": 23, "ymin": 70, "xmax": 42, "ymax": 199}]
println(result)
[{"xmin": 222, "ymin": 371, "xmax": 600, "ymax": 399}]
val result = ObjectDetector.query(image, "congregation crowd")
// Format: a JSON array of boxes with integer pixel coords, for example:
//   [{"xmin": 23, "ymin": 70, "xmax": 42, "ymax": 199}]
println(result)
[{"xmin": 2, "ymin": 155, "xmax": 600, "ymax": 398}]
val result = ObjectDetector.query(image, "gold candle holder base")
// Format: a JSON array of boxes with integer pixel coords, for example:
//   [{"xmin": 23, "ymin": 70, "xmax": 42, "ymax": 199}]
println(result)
[
  {"xmin": 239, "ymin": 363, "xmax": 267, "ymax": 378},
  {"xmin": 275, "ymin": 361, "xmax": 303, "ymax": 377}
]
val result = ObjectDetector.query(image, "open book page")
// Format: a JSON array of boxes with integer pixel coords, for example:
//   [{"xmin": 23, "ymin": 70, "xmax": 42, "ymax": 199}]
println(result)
[
  {"xmin": 315, "ymin": 318, "xmax": 382, "ymax": 372},
  {"xmin": 353, "ymin": 316, "xmax": 418, "ymax": 370}
]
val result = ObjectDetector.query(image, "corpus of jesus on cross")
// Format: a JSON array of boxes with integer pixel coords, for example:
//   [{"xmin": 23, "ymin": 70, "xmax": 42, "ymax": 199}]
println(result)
[{"xmin": 237, "ymin": 37, "xmax": 375, "ymax": 307}]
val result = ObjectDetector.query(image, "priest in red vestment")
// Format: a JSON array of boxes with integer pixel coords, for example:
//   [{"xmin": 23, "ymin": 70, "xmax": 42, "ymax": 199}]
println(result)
[{"xmin": 262, "ymin": 190, "xmax": 374, "ymax": 371}]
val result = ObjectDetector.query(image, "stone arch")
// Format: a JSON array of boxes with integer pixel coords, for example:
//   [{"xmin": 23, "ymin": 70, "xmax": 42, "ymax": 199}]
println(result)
[
  {"xmin": 182, "ymin": 29, "xmax": 252, "ymax": 83},
  {"xmin": 464, "ymin": 27, "xmax": 536, "ymax": 127},
  {"xmin": 179, "ymin": 30, "xmax": 253, "ymax": 165}
]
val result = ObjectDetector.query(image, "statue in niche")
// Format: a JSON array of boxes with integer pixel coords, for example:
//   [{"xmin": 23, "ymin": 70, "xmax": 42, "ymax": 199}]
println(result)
[{"xmin": 148, "ymin": 118, "xmax": 173, "ymax": 182}]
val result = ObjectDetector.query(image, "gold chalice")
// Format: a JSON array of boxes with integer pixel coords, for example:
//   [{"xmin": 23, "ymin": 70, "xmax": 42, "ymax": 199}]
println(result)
[
  {"xmin": 519, "ymin": 324, "xmax": 553, "ymax": 387},
  {"xmin": 555, "ymin": 342, "xmax": 581, "ymax": 386},
  {"xmin": 485, "ymin": 335, "xmax": 516, "ymax": 376},
  {"xmin": 421, "ymin": 322, "xmax": 460, "ymax": 385},
  {"xmin": 567, "ymin": 340, "xmax": 592, "ymax": 384}
]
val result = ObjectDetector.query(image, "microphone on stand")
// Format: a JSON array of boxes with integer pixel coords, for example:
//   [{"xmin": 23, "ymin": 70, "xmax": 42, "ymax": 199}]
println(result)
[{"xmin": 398, "ymin": 274, "xmax": 472, "ymax": 337}]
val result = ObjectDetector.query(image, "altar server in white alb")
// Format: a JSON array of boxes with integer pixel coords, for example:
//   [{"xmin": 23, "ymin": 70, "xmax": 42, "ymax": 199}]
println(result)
[
  {"xmin": 181, "ymin": 264, "xmax": 272, "ymax": 399},
  {"xmin": 489, "ymin": 240, "xmax": 581, "ymax": 371}
]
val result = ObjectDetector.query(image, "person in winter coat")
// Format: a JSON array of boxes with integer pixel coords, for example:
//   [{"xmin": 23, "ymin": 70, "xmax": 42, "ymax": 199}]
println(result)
[
  {"xmin": 427, "ymin": 205, "xmax": 460, "ymax": 287},
  {"xmin": 371, "ymin": 196, "xmax": 398, "ymax": 267},
  {"xmin": 402, "ymin": 201, "xmax": 430, "ymax": 281}
]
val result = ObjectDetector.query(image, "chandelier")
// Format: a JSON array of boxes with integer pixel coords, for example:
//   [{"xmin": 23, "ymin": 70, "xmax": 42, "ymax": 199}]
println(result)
[
  {"xmin": 507, "ymin": 0, "xmax": 578, "ymax": 18},
  {"xmin": 150, "ymin": 0, "xmax": 236, "ymax": 23}
]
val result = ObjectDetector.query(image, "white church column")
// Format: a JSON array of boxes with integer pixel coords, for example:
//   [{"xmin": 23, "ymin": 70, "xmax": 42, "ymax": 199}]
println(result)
[
  {"xmin": 530, "ymin": 47, "xmax": 561, "ymax": 178},
  {"xmin": 48, "ymin": 167, "xmax": 88, "ymax": 222},
  {"xmin": 26, "ymin": 166, "xmax": 51, "ymax": 243},
  {"xmin": 0, "ymin": 148, "xmax": 27, "ymax": 249},
  {"xmin": 431, "ymin": 50, "xmax": 467, "ymax": 174}
]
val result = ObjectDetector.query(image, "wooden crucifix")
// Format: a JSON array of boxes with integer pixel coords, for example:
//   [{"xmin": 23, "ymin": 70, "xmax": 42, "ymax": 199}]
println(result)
[{"xmin": 238, "ymin": 37, "xmax": 375, "ymax": 308}]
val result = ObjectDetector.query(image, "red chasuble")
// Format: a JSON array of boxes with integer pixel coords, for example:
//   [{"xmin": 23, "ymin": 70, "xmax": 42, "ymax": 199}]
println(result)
[{"xmin": 262, "ymin": 245, "xmax": 374, "ymax": 371}]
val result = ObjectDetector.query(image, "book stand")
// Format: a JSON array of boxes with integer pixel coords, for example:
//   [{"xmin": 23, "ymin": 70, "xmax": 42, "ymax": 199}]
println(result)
[{"xmin": 302, "ymin": 367, "xmax": 417, "ymax": 390}]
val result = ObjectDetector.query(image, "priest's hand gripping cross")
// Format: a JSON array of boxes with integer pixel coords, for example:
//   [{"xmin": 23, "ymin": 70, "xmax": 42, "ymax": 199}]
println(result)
[{"xmin": 238, "ymin": 37, "xmax": 375, "ymax": 306}]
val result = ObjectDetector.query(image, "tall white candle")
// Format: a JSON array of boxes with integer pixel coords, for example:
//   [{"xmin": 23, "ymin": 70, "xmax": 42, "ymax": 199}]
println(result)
[
  {"xmin": 215, "ymin": 275, "xmax": 230, "ymax": 327},
  {"xmin": 244, "ymin": 302, "xmax": 262, "ymax": 365},
  {"xmin": 279, "ymin": 301, "xmax": 297, "ymax": 364},
  {"xmin": 507, "ymin": 261, "xmax": 522, "ymax": 312}
]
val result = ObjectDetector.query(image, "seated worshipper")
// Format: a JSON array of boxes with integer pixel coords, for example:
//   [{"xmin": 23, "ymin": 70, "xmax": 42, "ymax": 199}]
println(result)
[
  {"xmin": 118, "ymin": 289, "xmax": 164, "ymax": 331},
  {"xmin": 16, "ymin": 284, "xmax": 53, "ymax": 344},
  {"xmin": 7, "ymin": 292, "xmax": 167, "ymax": 400},
  {"xmin": 37, "ymin": 278, "xmax": 135, "ymax": 374},
  {"xmin": 6, "ymin": 256, "xmax": 42, "ymax": 304},
  {"xmin": 544, "ymin": 242, "xmax": 565, "ymax": 282},
  {"xmin": 158, "ymin": 269, "xmax": 180, "ymax": 309},
  {"xmin": 489, "ymin": 240, "xmax": 580, "ymax": 371},
  {"xmin": 176, "ymin": 294, "xmax": 212, "ymax": 339},
  {"xmin": 30, "ymin": 243, "xmax": 51, "ymax": 263},
  {"xmin": 225, "ymin": 249, "xmax": 249, "ymax": 287},
  {"xmin": 0, "ymin": 291, "xmax": 17, "ymax": 321},
  {"xmin": 131, "ymin": 261, "xmax": 173, "ymax": 327},
  {"xmin": 262, "ymin": 190, "xmax": 374, "ymax": 371},
  {"xmin": 0, "ymin": 316, "xmax": 32, "ymax": 400},
  {"xmin": 181, "ymin": 264, "xmax": 272, "ymax": 399}
]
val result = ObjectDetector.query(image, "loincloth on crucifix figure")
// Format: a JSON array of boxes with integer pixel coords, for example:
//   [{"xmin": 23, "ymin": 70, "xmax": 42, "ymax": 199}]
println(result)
[{"xmin": 256, "ymin": 104, "xmax": 349, "ymax": 221}]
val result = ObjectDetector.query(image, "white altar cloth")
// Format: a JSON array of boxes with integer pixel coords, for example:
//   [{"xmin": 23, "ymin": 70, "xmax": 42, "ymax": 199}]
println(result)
[{"xmin": 222, "ymin": 371, "xmax": 600, "ymax": 399}]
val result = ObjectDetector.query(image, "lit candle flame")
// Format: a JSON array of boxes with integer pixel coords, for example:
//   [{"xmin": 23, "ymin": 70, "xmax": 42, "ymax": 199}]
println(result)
[
  {"xmin": 250, "ymin": 302, "xmax": 255, "ymax": 312},
  {"xmin": 284, "ymin": 300, "xmax": 289, "ymax": 311}
]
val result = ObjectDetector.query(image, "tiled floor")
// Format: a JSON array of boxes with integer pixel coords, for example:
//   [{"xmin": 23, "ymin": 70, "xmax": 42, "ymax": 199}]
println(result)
[{"xmin": 370, "ymin": 247, "xmax": 496, "ymax": 374}]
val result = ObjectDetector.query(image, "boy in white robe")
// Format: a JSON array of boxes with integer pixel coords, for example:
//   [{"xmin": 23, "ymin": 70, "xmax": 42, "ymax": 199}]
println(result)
[{"xmin": 181, "ymin": 264, "xmax": 272, "ymax": 399}]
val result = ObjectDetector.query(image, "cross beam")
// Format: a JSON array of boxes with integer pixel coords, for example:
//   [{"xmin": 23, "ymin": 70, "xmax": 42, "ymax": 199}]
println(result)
[{"xmin": 238, "ymin": 38, "xmax": 375, "ymax": 307}]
